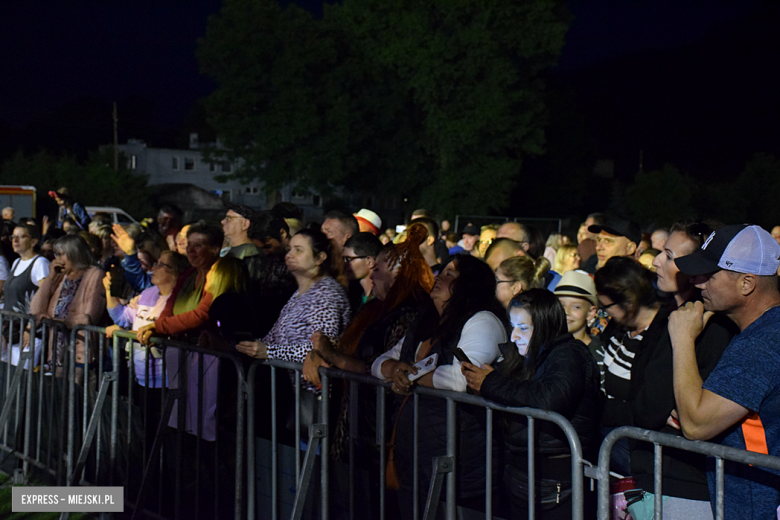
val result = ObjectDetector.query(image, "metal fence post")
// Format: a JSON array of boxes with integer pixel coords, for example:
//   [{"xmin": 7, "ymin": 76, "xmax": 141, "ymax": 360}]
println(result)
[
  {"xmin": 445, "ymin": 398, "xmax": 456, "ymax": 520},
  {"xmin": 320, "ymin": 370, "xmax": 330, "ymax": 520}
]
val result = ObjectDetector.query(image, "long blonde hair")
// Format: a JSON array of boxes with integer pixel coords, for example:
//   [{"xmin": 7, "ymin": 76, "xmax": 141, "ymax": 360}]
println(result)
[
  {"xmin": 499, "ymin": 255, "xmax": 549, "ymax": 290},
  {"xmin": 204, "ymin": 256, "xmax": 248, "ymax": 299}
]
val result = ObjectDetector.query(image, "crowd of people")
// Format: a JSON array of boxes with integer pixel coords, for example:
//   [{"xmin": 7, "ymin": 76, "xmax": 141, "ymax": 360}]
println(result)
[{"xmin": 1, "ymin": 193, "xmax": 779, "ymax": 520}]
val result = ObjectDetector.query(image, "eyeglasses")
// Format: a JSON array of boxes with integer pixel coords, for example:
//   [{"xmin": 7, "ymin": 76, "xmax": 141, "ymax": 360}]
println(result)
[
  {"xmin": 222, "ymin": 215, "xmax": 244, "ymax": 222},
  {"xmin": 343, "ymin": 256, "xmax": 368, "ymax": 264},
  {"xmin": 154, "ymin": 261, "xmax": 173, "ymax": 270},
  {"xmin": 598, "ymin": 300, "xmax": 621, "ymax": 312},
  {"xmin": 495, "ymin": 277, "xmax": 516, "ymax": 285},
  {"xmin": 10, "ymin": 235, "xmax": 31, "ymax": 240}
]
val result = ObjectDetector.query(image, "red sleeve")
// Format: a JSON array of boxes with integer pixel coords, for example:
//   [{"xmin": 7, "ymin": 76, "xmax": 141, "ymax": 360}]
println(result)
[
  {"xmin": 157, "ymin": 268, "xmax": 193, "ymax": 321},
  {"xmin": 155, "ymin": 291, "xmax": 214, "ymax": 335}
]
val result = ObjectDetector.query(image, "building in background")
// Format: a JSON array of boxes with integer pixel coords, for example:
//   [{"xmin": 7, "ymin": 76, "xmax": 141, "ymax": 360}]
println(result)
[
  {"xmin": 114, "ymin": 134, "xmax": 406, "ymax": 226},
  {"xmin": 116, "ymin": 134, "xmax": 325, "ymax": 222}
]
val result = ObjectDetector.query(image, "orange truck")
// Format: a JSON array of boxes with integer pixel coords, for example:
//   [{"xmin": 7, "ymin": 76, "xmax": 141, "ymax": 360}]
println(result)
[{"xmin": 0, "ymin": 185, "xmax": 36, "ymax": 219}]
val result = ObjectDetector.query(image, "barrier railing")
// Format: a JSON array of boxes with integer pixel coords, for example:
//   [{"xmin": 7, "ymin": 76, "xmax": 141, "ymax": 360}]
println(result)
[
  {"xmin": 593, "ymin": 426, "xmax": 780, "ymax": 520},
  {"xmin": 5, "ymin": 308, "xmax": 780, "ymax": 520},
  {"xmin": 0, "ymin": 311, "xmax": 249, "ymax": 520},
  {"xmin": 248, "ymin": 359, "xmax": 590, "ymax": 520},
  {"xmin": 112, "ymin": 331, "xmax": 249, "ymax": 520},
  {"xmin": 0, "ymin": 311, "xmax": 72, "ymax": 484}
]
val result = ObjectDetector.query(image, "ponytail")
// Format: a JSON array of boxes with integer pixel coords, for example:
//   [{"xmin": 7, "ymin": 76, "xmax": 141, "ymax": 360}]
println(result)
[{"xmin": 499, "ymin": 255, "xmax": 549, "ymax": 290}]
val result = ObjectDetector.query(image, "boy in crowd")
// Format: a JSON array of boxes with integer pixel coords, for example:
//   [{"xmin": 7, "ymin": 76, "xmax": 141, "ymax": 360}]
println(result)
[{"xmin": 553, "ymin": 270, "xmax": 603, "ymax": 364}]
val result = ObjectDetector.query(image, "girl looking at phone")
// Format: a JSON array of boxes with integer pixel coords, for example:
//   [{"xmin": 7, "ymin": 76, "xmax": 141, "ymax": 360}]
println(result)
[{"xmin": 462, "ymin": 289, "xmax": 601, "ymax": 520}]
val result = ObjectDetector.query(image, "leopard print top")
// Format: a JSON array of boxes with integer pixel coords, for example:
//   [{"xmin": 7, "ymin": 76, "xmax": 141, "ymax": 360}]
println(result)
[{"xmin": 265, "ymin": 276, "xmax": 351, "ymax": 392}]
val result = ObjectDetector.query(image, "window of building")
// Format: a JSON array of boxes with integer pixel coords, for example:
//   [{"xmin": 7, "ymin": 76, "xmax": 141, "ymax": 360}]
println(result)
[
  {"xmin": 172, "ymin": 157, "xmax": 179, "ymax": 170},
  {"xmin": 221, "ymin": 161, "xmax": 232, "ymax": 173},
  {"xmin": 209, "ymin": 162, "xmax": 216, "ymax": 172},
  {"xmin": 184, "ymin": 157, "xmax": 195, "ymax": 171},
  {"xmin": 128, "ymin": 155, "xmax": 137, "ymax": 170},
  {"xmin": 245, "ymin": 186, "xmax": 260, "ymax": 194}
]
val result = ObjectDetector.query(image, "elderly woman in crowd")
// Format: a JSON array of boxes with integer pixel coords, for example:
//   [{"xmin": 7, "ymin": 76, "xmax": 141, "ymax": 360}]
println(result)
[
  {"xmin": 30, "ymin": 235, "xmax": 105, "ymax": 383},
  {"xmin": 136, "ymin": 222, "xmax": 223, "ymax": 343},
  {"xmin": 372, "ymin": 254, "xmax": 508, "ymax": 516},
  {"xmin": 104, "ymin": 250, "xmax": 189, "ymax": 388},
  {"xmin": 464, "ymin": 289, "xmax": 601, "ymax": 520},
  {"xmin": 134, "ymin": 223, "xmax": 247, "ymax": 443}
]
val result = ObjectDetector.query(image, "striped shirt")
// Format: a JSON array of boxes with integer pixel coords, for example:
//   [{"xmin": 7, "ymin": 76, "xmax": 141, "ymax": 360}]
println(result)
[{"xmin": 602, "ymin": 328, "xmax": 646, "ymax": 400}]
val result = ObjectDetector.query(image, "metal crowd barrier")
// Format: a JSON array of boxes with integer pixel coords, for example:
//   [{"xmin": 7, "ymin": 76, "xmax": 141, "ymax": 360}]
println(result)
[
  {"xmin": 593, "ymin": 426, "xmax": 780, "ymax": 520},
  {"xmin": 0, "ymin": 311, "xmax": 72, "ymax": 484},
  {"xmin": 248, "ymin": 359, "xmax": 590, "ymax": 520},
  {"xmin": 0, "ymin": 311, "xmax": 249, "ymax": 520},
  {"xmin": 5, "ymin": 307, "xmax": 780, "ymax": 520}
]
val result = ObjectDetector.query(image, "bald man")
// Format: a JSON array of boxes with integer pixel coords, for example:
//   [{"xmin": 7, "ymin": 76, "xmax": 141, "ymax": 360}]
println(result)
[
  {"xmin": 496, "ymin": 222, "xmax": 531, "ymax": 254},
  {"xmin": 484, "ymin": 238, "xmax": 525, "ymax": 271}
]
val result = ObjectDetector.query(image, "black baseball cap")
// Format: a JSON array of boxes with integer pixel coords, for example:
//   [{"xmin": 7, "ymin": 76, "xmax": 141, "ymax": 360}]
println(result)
[
  {"xmin": 461, "ymin": 224, "xmax": 480, "ymax": 236},
  {"xmin": 224, "ymin": 202, "xmax": 255, "ymax": 220},
  {"xmin": 588, "ymin": 216, "xmax": 642, "ymax": 246}
]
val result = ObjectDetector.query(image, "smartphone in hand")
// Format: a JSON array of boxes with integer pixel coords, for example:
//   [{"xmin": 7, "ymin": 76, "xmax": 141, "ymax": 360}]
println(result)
[
  {"xmin": 109, "ymin": 263, "xmax": 125, "ymax": 298},
  {"xmin": 454, "ymin": 348, "xmax": 472, "ymax": 365}
]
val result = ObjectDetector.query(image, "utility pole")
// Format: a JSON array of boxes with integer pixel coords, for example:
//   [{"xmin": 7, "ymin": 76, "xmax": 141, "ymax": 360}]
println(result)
[{"xmin": 113, "ymin": 102, "xmax": 119, "ymax": 172}]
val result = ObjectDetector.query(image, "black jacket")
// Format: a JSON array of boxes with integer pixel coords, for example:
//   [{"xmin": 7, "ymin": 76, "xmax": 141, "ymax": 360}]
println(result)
[
  {"xmin": 481, "ymin": 334, "xmax": 602, "ymax": 461},
  {"xmin": 622, "ymin": 301, "xmax": 737, "ymax": 500}
]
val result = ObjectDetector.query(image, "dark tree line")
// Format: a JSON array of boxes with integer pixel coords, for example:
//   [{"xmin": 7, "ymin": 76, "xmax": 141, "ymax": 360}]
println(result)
[{"xmin": 196, "ymin": 0, "xmax": 571, "ymax": 217}]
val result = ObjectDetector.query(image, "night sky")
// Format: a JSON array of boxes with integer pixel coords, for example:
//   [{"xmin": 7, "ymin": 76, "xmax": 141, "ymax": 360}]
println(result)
[{"xmin": 1, "ymin": 0, "xmax": 777, "ymax": 181}]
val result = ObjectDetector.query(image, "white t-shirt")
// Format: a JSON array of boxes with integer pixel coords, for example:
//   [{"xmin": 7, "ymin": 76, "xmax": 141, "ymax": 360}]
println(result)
[
  {"xmin": 372, "ymin": 310, "xmax": 507, "ymax": 392},
  {"xmin": 11, "ymin": 256, "xmax": 51, "ymax": 286}
]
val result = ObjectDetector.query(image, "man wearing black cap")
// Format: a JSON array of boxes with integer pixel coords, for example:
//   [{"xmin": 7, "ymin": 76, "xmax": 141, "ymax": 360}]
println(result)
[
  {"xmin": 222, "ymin": 203, "xmax": 260, "ymax": 259},
  {"xmin": 669, "ymin": 224, "xmax": 780, "ymax": 520},
  {"xmin": 586, "ymin": 216, "xmax": 642, "ymax": 273},
  {"xmin": 460, "ymin": 224, "xmax": 480, "ymax": 255}
]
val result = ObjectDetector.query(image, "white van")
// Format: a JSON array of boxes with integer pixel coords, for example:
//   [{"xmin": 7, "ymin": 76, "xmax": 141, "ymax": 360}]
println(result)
[{"xmin": 85, "ymin": 207, "xmax": 138, "ymax": 226}]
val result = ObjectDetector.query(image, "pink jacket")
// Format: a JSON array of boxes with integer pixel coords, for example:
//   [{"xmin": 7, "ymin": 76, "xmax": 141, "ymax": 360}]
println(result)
[{"xmin": 30, "ymin": 265, "xmax": 106, "ymax": 364}]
